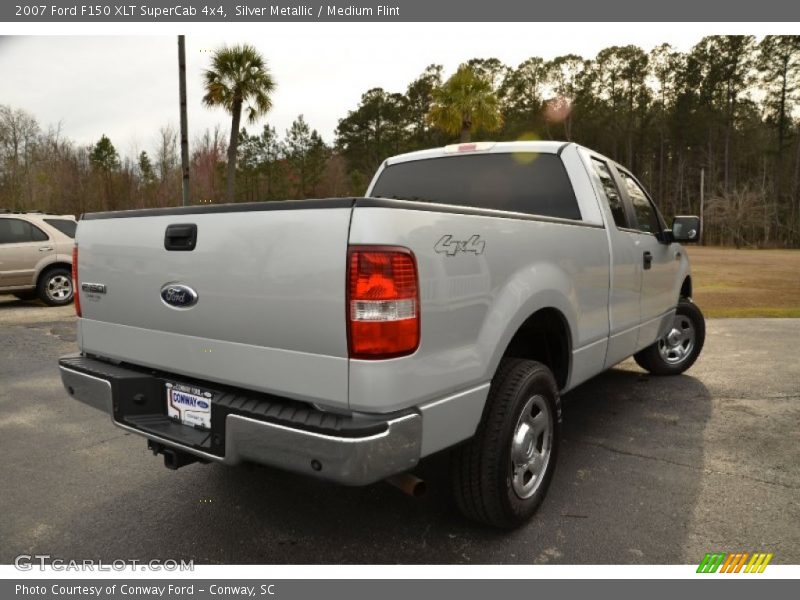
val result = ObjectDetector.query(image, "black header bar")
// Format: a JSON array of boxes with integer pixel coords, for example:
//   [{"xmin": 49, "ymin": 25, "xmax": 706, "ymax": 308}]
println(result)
[{"xmin": 5, "ymin": 0, "xmax": 800, "ymax": 22}]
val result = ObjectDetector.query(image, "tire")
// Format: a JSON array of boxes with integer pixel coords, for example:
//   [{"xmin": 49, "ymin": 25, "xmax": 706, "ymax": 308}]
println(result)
[
  {"xmin": 634, "ymin": 298, "xmax": 705, "ymax": 375},
  {"xmin": 451, "ymin": 358, "xmax": 560, "ymax": 529},
  {"xmin": 37, "ymin": 267, "xmax": 74, "ymax": 306},
  {"xmin": 13, "ymin": 291, "xmax": 38, "ymax": 301}
]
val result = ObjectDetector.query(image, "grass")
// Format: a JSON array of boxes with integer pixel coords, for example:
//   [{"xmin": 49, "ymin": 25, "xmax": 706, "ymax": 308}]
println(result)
[{"xmin": 686, "ymin": 246, "xmax": 800, "ymax": 318}]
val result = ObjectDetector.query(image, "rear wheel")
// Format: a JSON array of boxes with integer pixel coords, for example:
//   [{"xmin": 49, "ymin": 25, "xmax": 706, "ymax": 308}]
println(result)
[
  {"xmin": 37, "ymin": 268, "xmax": 74, "ymax": 306},
  {"xmin": 451, "ymin": 358, "xmax": 560, "ymax": 529},
  {"xmin": 634, "ymin": 298, "xmax": 705, "ymax": 375}
]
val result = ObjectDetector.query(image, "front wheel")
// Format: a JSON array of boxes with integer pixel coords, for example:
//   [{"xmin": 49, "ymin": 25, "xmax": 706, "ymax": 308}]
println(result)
[
  {"xmin": 634, "ymin": 298, "xmax": 705, "ymax": 375},
  {"xmin": 451, "ymin": 358, "xmax": 560, "ymax": 529}
]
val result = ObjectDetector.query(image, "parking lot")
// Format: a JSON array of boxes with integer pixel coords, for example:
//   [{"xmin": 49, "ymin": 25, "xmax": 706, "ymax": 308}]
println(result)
[{"xmin": 1, "ymin": 296, "xmax": 798, "ymax": 564}]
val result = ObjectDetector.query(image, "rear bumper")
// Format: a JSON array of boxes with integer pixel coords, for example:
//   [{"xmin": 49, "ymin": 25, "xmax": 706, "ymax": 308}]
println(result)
[{"xmin": 58, "ymin": 354, "xmax": 421, "ymax": 485}]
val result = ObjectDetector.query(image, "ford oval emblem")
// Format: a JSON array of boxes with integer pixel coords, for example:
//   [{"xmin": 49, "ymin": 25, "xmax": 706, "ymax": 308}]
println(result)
[
  {"xmin": 160, "ymin": 283, "xmax": 198, "ymax": 309},
  {"xmin": 196, "ymin": 400, "xmax": 210, "ymax": 409}
]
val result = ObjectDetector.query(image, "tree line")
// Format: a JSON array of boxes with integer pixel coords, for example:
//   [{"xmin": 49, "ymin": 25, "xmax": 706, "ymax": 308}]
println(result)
[
  {"xmin": 2, "ymin": 35, "xmax": 799, "ymax": 247},
  {"xmin": 0, "ymin": 109, "xmax": 346, "ymax": 215},
  {"xmin": 336, "ymin": 37, "xmax": 800, "ymax": 247}
]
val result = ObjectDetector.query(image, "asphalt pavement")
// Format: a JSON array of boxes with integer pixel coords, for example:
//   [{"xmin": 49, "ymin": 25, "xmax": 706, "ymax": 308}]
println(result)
[{"xmin": 1, "ymin": 297, "xmax": 798, "ymax": 564}]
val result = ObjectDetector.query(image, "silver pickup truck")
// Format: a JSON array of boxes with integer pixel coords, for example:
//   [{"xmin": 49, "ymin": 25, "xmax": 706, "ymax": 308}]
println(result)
[{"xmin": 59, "ymin": 141, "xmax": 704, "ymax": 528}]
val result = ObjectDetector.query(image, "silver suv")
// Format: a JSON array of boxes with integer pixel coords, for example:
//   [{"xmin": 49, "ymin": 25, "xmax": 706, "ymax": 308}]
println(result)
[{"xmin": 0, "ymin": 211, "xmax": 76, "ymax": 306}]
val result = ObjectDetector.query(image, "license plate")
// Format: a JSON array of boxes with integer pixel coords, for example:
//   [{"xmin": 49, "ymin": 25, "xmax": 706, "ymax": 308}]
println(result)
[{"xmin": 166, "ymin": 383, "xmax": 212, "ymax": 430}]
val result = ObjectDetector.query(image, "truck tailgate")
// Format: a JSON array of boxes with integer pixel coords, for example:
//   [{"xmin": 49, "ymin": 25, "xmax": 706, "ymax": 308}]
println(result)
[{"xmin": 76, "ymin": 202, "xmax": 353, "ymax": 408}]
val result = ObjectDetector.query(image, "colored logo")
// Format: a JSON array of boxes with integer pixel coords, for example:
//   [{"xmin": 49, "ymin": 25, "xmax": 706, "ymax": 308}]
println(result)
[
  {"xmin": 160, "ymin": 283, "xmax": 198, "ymax": 308},
  {"xmin": 697, "ymin": 552, "xmax": 773, "ymax": 573},
  {"xmin": 171, "ymin": 391, "xmax": 201, "ymax": 407}
]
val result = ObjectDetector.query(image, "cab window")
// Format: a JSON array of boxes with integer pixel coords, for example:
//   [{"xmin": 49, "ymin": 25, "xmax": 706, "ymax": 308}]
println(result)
[
  {"xmin": 589, "ymin": 159, "xmax": 628, "ymax": 228},
  {"xmin": 619, "ymin": 172, "xmax": 661, "ymax": 234}
]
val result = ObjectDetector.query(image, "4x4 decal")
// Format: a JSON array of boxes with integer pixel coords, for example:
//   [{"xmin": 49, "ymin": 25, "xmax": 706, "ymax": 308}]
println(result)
[{"xmin": 434, "ymin": 234, "xmax": 486, "ymax": 256}]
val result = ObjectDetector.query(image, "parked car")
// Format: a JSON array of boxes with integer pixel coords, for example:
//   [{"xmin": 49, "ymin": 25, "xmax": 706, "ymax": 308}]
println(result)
[
  {"xmin": 0, "ymin": 211, "xmax": 77, "ymax": 305},
  {"xmin": 59, "ymin": 141, "xmax": 704, "ymax": 527}
]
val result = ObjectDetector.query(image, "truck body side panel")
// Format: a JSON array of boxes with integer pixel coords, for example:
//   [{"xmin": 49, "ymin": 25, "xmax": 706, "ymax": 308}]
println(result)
[{"xmin": 347, "ymin": 204, "xmax": 611, "ymax": 413}]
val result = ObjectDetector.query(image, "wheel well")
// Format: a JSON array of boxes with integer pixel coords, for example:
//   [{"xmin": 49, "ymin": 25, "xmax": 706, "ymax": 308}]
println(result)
[
  {"xmin": 37, "ymin": 262, "xmax": 72, "ymax": 285},
  {"xmin": 503, "ymin": 308, "xmax": 571, "ymax": 390},
  {"xmin": 680, "ymin": 275, "xmax": 692, "ymax": 299}
]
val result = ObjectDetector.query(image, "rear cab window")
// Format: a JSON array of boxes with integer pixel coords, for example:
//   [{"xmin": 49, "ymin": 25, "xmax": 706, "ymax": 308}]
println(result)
[
  {"xmin": 44, "ymin": 218, "xmax": 78, "ymax": 238},
  {"xmin": 370, "ymin": 152, "xmax": 582, "ymax": 220}
]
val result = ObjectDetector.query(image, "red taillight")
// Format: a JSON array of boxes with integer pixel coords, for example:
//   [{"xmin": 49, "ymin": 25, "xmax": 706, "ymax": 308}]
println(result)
[
  {"xmin": 347, "ymin": 246, "xmax": 420, "ymax": 359},
  {"xmin": 72, "ymin": 245, "xmax": 81, "ymax": 317}
]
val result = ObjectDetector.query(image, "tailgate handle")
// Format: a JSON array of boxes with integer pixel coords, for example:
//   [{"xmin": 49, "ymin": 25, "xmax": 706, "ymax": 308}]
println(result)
[{"xmin": 164, "ymin": 224, "xmax": 197, "ymax": 251}]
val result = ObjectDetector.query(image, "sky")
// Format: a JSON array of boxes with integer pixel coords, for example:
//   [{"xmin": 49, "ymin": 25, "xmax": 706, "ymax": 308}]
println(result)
[{"xmin": 0, "ymin": 25, "xmax": 773, "ymax": 159}]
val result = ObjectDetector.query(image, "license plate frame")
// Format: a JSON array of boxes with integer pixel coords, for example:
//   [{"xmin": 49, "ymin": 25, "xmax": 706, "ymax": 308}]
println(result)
[{"xmin": 166, "ymin": 382, "xmax": 213, "ymax": 430}]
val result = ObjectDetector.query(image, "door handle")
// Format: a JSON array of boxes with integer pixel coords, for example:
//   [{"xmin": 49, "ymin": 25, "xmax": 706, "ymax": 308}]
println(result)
[
  {"xmin": 164, "ymin": 223, "xmax": 197, "ymax": 251},
  {"xmin": 643, "ymin": 251, "xmax": 653, "ymax": 270},
  {"xmin": 39, "ymin": 246, "xmax": 53, "ymax": 252}
]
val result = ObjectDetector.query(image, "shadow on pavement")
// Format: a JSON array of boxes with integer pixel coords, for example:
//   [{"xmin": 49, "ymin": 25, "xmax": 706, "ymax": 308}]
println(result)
[
  {"xmin": 17, "ymin": 364, "xmax": 711, "ymax": 564},
  {"xmin": 0, "ymin": 297, "xmax": 45, "ymax": 308}
]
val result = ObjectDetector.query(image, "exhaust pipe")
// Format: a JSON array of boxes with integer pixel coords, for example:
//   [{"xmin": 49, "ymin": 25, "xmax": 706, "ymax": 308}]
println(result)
[{"xmin": 385, "ymin": 473, "xmax": 427, "ymax": 497}]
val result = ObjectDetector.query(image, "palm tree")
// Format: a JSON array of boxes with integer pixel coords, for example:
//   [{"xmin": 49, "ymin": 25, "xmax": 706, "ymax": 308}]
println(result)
[
  {"xmin": 428, "ymin": 65, "xmax": 503, "ymax": 142},
  {"xmin": 203, "ymin": 44, "xmax": 275, "ymax": 202}
]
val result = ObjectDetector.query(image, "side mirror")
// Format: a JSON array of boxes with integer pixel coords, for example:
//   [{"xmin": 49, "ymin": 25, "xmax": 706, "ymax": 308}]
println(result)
[{"xmin": 669, "ymin": 215, "xmax": 701, "ymax": 243}]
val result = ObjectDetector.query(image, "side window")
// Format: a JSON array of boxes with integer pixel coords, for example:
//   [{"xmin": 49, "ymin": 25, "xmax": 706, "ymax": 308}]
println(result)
[
  {"xmin": 589, "ymin": 159, "xmax": 628, "ymax": 228},
  {"xmin": 31, "ymin": 224, "xmax": 48, "ymax": 241},
  {"xmin": 44, "ymin": 219, "xmax": 77, "ymax": 238},
  {"xmin": 0, "ymin": 219, "xmax": 49, "ymax": 244},
  {"xmin": 619, "ymin": 172, "xmax": 661, "ymax": 234}
]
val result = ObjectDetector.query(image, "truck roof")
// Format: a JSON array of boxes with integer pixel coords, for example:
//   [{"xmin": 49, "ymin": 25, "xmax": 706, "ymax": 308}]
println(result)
[{"xmin": 384, "ymin": 141, "xmax": 574, "ymax": 166}]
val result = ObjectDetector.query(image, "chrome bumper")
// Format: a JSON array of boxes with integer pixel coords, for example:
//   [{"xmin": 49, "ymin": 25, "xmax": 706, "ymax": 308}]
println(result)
[{"xmin": 59, "ymin": 360, "xmax": 421, "ymax": 486}]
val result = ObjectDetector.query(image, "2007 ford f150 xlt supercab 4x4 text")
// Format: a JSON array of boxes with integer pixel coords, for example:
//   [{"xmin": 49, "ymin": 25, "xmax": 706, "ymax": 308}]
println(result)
[{"xmin": 59, "ymin": 141, "xmax": 705, "ymax": 528}]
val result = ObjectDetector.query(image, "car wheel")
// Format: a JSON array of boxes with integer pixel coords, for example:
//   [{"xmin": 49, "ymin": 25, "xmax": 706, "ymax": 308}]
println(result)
[
  {"xmin": 451, "ymin": 358, "xmax": 560, "ymax": 529},
  {"xmin": 634, "ymin": 298, "xmax": 705, "ymax": 375},
  {"xmin": 37, "ymin": 268, "xmax": 74, "ymax": 306}
]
